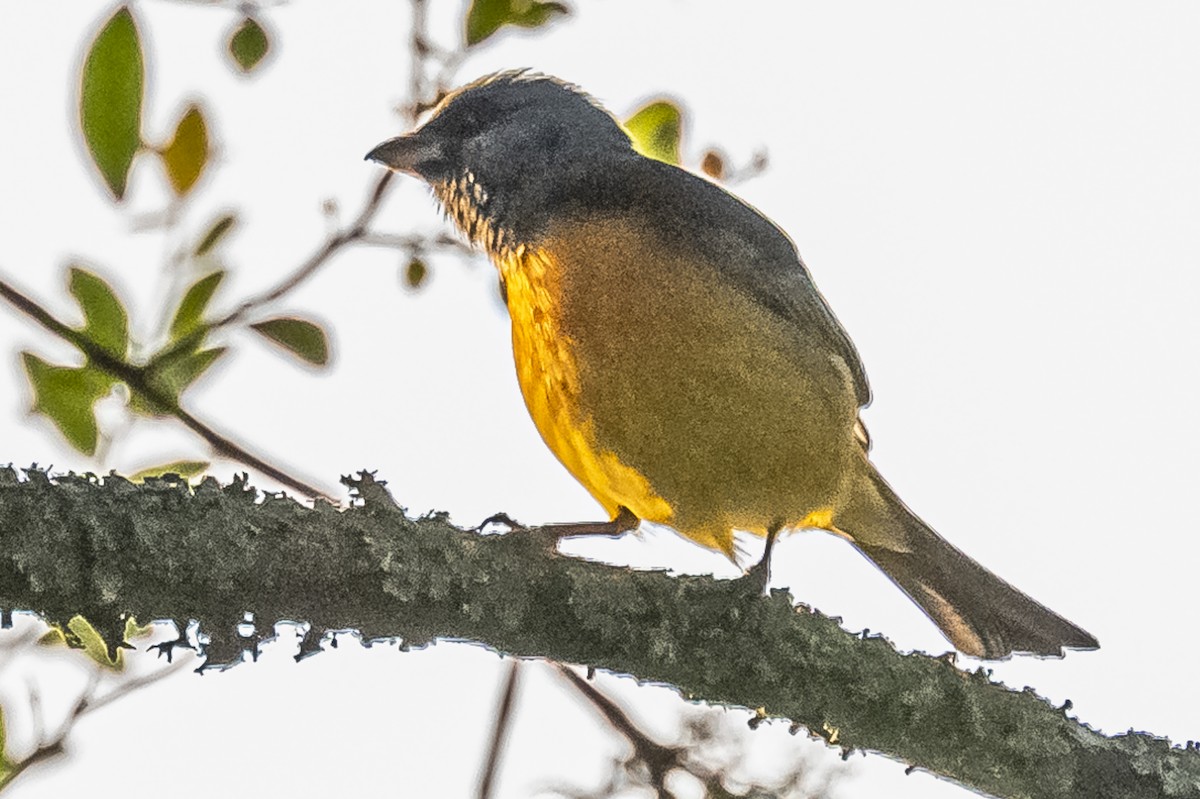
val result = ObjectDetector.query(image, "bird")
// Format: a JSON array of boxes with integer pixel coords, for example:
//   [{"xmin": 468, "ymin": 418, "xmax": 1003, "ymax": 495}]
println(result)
[{"xmin": 366, "ymin": 70, "xmax": 1099, "ymax": 660}]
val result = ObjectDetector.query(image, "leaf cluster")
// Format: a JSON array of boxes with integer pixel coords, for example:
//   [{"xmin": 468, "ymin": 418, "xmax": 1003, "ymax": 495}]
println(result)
[{"xmin": 19, "ymin": 5, "xmax": 332, "ymax": 468}]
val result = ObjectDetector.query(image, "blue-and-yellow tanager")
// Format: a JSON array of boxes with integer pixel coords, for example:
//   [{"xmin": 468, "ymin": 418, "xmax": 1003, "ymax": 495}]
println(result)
[{"xmin": 367, "ymin": 71, "xmax": 1097, "ymax": 659}]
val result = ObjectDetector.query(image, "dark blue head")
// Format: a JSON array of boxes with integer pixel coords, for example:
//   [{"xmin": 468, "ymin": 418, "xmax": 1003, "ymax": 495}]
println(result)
[{"xmin": 366, "ymin": 71, "xmax": 635, "ymax": 249}]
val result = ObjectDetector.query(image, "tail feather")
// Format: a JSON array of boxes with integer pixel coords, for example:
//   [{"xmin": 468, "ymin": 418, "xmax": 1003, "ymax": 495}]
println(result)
[{"xmin": 843, "ymin": 469, "xmax": 1098, "ymax": 659}]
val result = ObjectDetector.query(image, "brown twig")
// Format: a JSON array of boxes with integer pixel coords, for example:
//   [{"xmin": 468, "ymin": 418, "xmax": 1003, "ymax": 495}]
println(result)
[
  {"xmin": 554, "ymin": 664, "xmax": 683, "ymax": 796},
  {"xmin": 209, "ymin": 171, "xmax": 395, "ymax": 331},
  {"xmin": 723, "ymin": 148, "xmax": 770, "ymax": 186},
  {"xmin": 356, "ymin": 230, "xmax": 471, "ymax": 255},
  {"xmin": 400, "ymin": 0, "xmax": 468, "ymax": 123},
  {"xmin": 0, "ymin": 655, "xmax": 191, "ymax": 791},
  {"xmin": 0, "ymin": 276, "xmax": 332, "ymax": 500},
  {"xmin": 193, "ymin": 0, "xmax": 472, "ymax": 338},
  {"xmin": 0, "ymin": 627, "xmax": 40, "ymax": 670},
  {"xmin": 477, "ymin": 659, "xmax": 523, "ymax": 799},
  {"xmin": 407, "ymin": 0, "xmax": 429, "ymax": 125}
]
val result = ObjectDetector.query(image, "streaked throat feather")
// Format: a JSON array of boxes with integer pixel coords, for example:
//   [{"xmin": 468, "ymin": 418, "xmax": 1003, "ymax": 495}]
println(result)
[{"xmin": 432, "ymin": 170, "xmax": 512, "ymax": 258}]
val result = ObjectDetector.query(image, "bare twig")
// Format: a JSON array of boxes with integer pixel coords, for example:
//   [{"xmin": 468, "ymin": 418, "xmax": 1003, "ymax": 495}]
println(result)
[
  {"xmin": 356, "ymin": 230, "xmax": 471, "ymax": 255},
  {"xmin": 551, "ymin": 668, "xmax": 842, "ymax": 799},
  {"xmin": 554, "ymin": 664, "xmax": 683, "ymax": 796},
  {"xmin": 407, "ymin": 0, "xmax": 429, "ymax": 125},
  {"xmin": 477, "ymin": 660, "xmax": 523, "ymax": 799},
  {"xmin": 80, "ymin": 657, "xmax": 193, "ymax": 715},
  {"xmin": 399, "ymin": 0, "xmax": 467, "ymax": 122},
  {"xmin": 0, "ymin": 276, "xmax": 332, "ymax": 500},
  {"xmin": 209, "ymin": 171, "xmax": 395, "ymax": 331},
  {"xmin": 0, "ymin": 655, "xmax": 192, "ymax": 791},
  {"xmin": 0, "ymin": 278, "xmax": 91, "ymax": 351},
  {"xmin": 0, "ymin": 627, "xmax": 41, "ymax": 671},
  {"xmin": 724, "ymin": 148, "xmax": 770, "ymax": 186},
  {"xmin": 149, "ymin": 0, "xmax": 477, "ymax": 363}
]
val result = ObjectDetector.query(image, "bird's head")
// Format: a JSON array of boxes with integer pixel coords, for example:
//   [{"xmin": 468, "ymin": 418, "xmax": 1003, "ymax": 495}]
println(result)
[{"xmin": 366, "ymin": 70, "xmax": 633, "ymax": 252}]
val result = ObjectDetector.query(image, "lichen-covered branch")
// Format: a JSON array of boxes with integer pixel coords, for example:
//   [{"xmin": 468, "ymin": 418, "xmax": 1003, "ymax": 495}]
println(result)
[{"xmin": 0, "ymin": 467, "xmax": 1195, "ymax": 799}]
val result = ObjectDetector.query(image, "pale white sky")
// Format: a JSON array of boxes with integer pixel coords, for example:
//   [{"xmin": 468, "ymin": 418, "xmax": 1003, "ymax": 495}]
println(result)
[{"xmin": 2, "ymin": 2, "xmax": 1199, "ymax": 797}]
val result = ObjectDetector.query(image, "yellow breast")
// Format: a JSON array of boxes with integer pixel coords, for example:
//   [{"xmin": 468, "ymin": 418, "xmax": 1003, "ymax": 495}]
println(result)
[{"xmin": 496, "ymin": 245, "xmax": 674, "ymax": 526}]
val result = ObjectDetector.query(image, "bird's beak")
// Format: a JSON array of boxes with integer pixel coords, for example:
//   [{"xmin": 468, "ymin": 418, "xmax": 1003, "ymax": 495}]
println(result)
[{"xmin": 364, "ymin": 132, "xmax": 441, "ymax": 177}]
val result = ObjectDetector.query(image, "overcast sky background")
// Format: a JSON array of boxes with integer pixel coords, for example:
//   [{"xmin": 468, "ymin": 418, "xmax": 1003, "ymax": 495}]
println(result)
[{"xmin": 2, "ymin": 1, "xmax": 1199, "ymax": 797}]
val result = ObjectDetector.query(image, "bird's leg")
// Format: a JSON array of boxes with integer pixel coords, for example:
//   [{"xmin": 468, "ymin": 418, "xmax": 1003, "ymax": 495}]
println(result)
[
  {"xmin": 477, "ymin": 506, "xmax": 639, "ymax": 544},
  {"xmin": 741, "ymin": 524, "xmax": 783, "ymax": 594}
]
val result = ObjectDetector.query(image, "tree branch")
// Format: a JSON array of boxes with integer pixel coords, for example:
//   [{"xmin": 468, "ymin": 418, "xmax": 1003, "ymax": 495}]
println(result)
[
  {"xmin": 0, "ymin": 468, "xmax": 1195, "ymax": 799},
  {"xmin": 0, "ymin": 277, "xmax": 330, "ymax": 500}
]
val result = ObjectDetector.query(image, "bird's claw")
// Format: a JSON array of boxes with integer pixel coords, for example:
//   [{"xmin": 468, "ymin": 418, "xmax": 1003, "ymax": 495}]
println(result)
[
  {"xmin": 476, "ymin": 512, "xmax": 526, "ymax": 534},
  {"xmin": 737, "ymin": 558, "xmax": 771, "ymax": 596}
]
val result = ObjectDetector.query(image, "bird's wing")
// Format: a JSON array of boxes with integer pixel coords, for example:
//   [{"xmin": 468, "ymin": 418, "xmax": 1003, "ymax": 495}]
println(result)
[{"xmin": 616, "ymin": 160, "xmax": 874, "ymax": 409}]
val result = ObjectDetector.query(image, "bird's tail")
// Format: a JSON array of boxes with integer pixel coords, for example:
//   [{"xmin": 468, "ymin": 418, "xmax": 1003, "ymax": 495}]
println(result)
[{"xmin": 838, "ymin": 467, "xmax": 1098, "ymax": 659}]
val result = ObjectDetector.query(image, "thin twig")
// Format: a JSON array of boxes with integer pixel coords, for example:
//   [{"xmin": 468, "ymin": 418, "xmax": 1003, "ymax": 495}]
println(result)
[
  {"xmin": 0, "ymin": 627, "xmax": 41, "ymax": 672},
  {"xmin": 209, "ymin": 171, "xmax": 395, "ymax": 331},
  {"xmin": 168, "ymin": 404, "xmax": 331, "ymax": 500},
  {"xmin": 188, "ymin": 0, "xmax": 461, "ymax": 336},
  {"xmin": 0, "ymin": 276, "xmax": 332, "ymax": 500},
  {"xmin": 477, "ymin": 660, "xmax": 523, "ymax": 799},
  {"xmin": 353, "ymin": 232, "xmax": 425, "ymax": 251},
  {"xmin": 407, "ymin": 0, "xmax": 429, "ymax": 125},
  {"xmin": 0, "ymin": 278, "xmax": 91, "ymax": 350},
  {"xmin": 81, "ymin": 656, "xmax": 193, "ymax": 715},
  {"xmin": 554, "ymin": 664, "xmax": 683, "ymax": 794},
  {"xmin": 724, "ymin": 148, "xmax": 770, "ymax": 186},
  {"xmin": 0, "ymin": 655, "xmax": 191, "ymax": 791},
  {"xmin": 356, "ymin": 230, "xmax": 471, "ymax": 255}
]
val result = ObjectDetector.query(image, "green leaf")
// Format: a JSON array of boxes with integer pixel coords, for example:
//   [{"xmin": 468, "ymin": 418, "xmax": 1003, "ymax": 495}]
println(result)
[
  {"xmin": 169, "ymin": 271, "xmax": 225, "ymax": 339},
  {"xmin": 133, "ymin": 347, "xmax": 227, "ymax": 416},
  {"xmin": 624, "ymin": 100, "xmax": 683, "ymax": 165},
  {"xmin": 194, "ymin": 213, "xmax": 237, "ymax": 257},
  {"xmin": 124, "ymin": 615, "xmax": 155, "ymax": 642},
  {"xmin": 0, "ymin": 703, "xmax": 11, "ymax": 778},
  {"xmin": 465, "ymin": 0, "xmax": 568, "ymax": 46},
  {"xmin": 68, "ymin": 615, "xmax": 124, "ymax": 671},
  {"xmin": 405, "ymin": 257, "xmax": 428, "ymax": 289},
  {"xmin": 69, "ymin": 267, "xmax": 129, "ymax": 358},
  {"xmin": 228, "ymin": 17, "xmax": 270, "ymax": 73},
  {"xmin": 250, "ymin": 318, "xmax": 329, "ymax": 366},
  {"xmin": 79, "ymin": 6, "xmax": 144, "ymax": 200},
  {"xmin": 22, "ymin": 353, "xmax": 112, "ymax": 455},
  {"xmin": 160, "ymin": 104, "xmax": 209, "ymax": 197},
  {"xmin": 172, "ymin": 346, "xmax": 226, "ymax": 385},
  {"xmin": 128, "ymin": 460, "xmax": 210, "ymax": 483},
  {"xmin": 39, "ymin": 625, "xmax": 68, "ymax": 647}
]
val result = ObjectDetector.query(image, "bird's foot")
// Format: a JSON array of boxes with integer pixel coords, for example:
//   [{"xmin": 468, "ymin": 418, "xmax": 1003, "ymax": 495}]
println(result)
[
  {"xmin": 737, "ymin": 556, "xmax": 772, "ymax": 596},
  {"xmin": 477, "ymin": 511, "xmax": 561, "ymax": 552},
  {"xmin": 476, "ymin": 507, "xmax": 638, "ymax": 546},
  {"xmin": 734, "ymin": 525, "xmax": 781, "ymax": 596},
  {"xmin": 476, "ymin": 512, "xmax": 527, "ymax": 534},
  {"xmin": 537, "ymin": 506, "xmax": 639, "ymax": 540}
]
